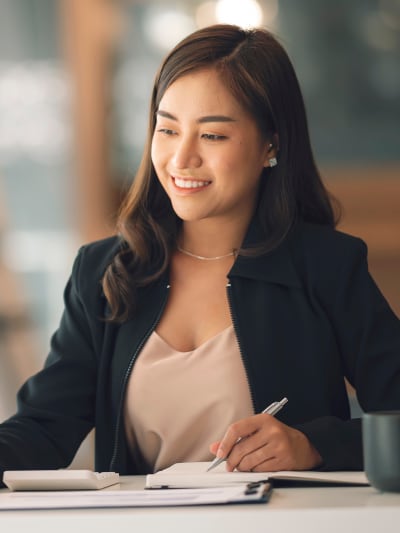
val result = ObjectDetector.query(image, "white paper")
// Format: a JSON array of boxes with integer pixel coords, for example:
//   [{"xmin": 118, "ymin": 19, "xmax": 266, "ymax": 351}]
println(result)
[
  {"xmin": 0, "ymin": 484, "xmax": 269, "ymax": 510},
  {"xmin": 146, "ymin": 461, "xmax": 369, "ymax": 488}
]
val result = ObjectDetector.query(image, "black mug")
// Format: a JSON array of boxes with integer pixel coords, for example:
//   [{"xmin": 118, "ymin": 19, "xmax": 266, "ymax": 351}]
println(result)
[{"xmin": 362, "ymin": 411, "xmax": 400, "ymax": 492}]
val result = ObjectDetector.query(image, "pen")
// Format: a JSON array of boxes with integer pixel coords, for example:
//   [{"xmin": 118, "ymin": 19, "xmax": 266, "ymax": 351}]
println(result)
[{"xmin": 206, "ymin": 397, "xmax": 288, "ymax": 472}]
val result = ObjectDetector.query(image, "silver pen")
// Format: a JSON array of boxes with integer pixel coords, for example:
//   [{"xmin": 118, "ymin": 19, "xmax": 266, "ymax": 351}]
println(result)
[{"xmin": 206, "ymin": 397, "xmax": 288, "ymax": 472}]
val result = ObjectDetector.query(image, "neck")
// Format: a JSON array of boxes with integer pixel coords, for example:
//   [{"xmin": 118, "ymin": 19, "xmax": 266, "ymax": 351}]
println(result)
[{"xmin": 179, "ymin": 217, "xmax": 249, "ymax": 259}]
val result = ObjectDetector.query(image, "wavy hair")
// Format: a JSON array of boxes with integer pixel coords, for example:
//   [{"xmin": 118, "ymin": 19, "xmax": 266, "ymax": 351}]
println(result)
[{"xmin": 102, "ymin": 24, "xmax": 339, "ymax": 322}]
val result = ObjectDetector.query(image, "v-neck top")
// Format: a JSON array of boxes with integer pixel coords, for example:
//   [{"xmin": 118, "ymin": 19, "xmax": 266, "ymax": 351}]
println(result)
[{"xmin": 123, "ymin": 325, "xmax": 254, "ymax": 473}]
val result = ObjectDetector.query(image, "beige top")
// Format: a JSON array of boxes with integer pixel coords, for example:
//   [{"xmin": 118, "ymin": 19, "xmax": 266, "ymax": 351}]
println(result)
[{"xmin": 123, "ymin": 325, "xmax": 254, "ymax": 473}]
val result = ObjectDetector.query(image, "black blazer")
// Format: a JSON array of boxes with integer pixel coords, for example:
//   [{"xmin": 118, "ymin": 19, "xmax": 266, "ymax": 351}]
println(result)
[{"xmin": 1, "ymin": 220, "xmax": 399, "ymax": 480}]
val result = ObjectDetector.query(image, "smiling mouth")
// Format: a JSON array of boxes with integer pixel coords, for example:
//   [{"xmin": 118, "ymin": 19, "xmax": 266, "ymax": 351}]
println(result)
[{"xmin": 173, "ymin": 176, "xmax": 211, "ymax": 189}]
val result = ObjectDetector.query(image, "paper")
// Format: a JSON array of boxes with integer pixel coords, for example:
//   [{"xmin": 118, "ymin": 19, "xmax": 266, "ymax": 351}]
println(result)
[
  {"xmin": 0, "ymin": 483, "xmax": 271, "ymax": 510},
  {"xmin": 146, "ymin": 461, "xmax": 369, "ymax": 488}
]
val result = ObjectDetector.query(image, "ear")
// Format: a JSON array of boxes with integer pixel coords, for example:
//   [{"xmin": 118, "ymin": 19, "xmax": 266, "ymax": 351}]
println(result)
[{"xmin": 263, "ymin": 133, "xmax": 279, "ymax": 167}]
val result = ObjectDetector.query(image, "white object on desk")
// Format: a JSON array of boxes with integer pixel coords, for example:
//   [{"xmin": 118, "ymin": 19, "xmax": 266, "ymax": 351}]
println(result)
[
  {"xmin": 0, "ymin": 482, "xmax": 271, "ymax": 510},
  {"xmin": 2, "ymin": 470, "xmax": 120, "ymax": 491},
  {"xmin": 146, "ymin": 461, "xmax": 369, "ymax": 488},
  {"xmin": 0, "ymin": 476, "xmax": 400, "ymax": 533}
]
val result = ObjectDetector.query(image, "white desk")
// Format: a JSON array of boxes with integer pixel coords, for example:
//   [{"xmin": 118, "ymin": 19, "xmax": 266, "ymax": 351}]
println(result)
[{"xmin": 1, "ymin": 476, "xmax": 399, "ymax": 533}]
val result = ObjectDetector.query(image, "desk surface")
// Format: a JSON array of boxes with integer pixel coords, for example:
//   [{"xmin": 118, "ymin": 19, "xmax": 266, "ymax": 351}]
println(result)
[{"xmin": 1, "ymin": 475, "xmax": 400, "ymax": 533}]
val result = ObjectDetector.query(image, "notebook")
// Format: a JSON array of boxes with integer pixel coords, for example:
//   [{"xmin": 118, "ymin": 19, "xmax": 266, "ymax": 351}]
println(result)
[{"xmin": 145, "ymin": 461, "xmax": 369, "ymax": 489}]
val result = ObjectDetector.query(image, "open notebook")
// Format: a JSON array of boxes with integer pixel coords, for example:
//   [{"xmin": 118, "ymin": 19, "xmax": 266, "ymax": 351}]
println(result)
[{"xmin": 145, "ymin": 461, "xmax": 369, "ymax": 489}]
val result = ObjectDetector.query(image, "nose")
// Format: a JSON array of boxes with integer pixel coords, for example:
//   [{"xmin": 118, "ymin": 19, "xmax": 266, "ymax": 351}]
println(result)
[{"xmin": 172, "ymin": 136, "xmax": 202, "ymax": 169}]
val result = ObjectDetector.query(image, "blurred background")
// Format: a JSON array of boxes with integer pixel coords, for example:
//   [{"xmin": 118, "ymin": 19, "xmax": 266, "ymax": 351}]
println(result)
[{"xmin": 0, "ymin": 0, "xmax": 399, "ymax": 466}]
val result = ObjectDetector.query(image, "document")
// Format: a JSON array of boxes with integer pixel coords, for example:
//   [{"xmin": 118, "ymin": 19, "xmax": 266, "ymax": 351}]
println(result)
[
  {"xmin": 145, "ymin": 461, "xmax": 369, "ymax": 488},
  {"xmin": 0, "ymin": 482, "xmax": 272, "ymax": 510}
]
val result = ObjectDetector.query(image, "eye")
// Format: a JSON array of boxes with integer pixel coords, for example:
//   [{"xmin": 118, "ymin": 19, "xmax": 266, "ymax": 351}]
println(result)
[
  {"xmin": 201, "ymin": 133, "xmax": 227, "ymax": 141},
  {"xmin": 157, "ymin": 128, "xmax": 176, "ymax": 136}
]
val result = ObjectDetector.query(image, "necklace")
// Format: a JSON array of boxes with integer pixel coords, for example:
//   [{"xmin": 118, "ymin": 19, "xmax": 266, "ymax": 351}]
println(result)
[{"xmin": 177, "ymin": 245, "xmax": 236, "ymax": 261}]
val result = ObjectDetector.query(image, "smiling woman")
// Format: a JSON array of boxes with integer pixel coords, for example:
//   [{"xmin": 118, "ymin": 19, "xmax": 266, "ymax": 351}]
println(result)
[
  {"xmin": 0, "ymin": 24, "xmax": 399, "ymax": 483},
  {"xmin": 106, "ymin": 24, "xmax": 335, "ymax": 321}
]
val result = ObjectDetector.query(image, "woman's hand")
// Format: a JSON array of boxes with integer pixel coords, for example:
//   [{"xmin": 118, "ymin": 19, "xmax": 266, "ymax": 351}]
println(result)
[{"xmin": 209, "ymin": 413, "xmax": 322, "ymax": 472}]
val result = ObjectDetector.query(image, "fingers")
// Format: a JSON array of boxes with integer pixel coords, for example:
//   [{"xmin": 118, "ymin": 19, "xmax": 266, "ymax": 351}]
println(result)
[
  {"xmin": 226, "ymin": 416, "xmax": 279, "ymax": 472},
  {"xmin": 214, "ymin": 413, "xmax": 273, "ymax": 471},
  {"xmin": 214, "ymin": 415, "xmax": 263, "ymax": 467},
  {"xmin": 212, "ymin": 414, "xmax": 323, "ymax": 472},
  {"xmin": 209, "ymin": 441, "xmax": 220, "ymax": 455}
]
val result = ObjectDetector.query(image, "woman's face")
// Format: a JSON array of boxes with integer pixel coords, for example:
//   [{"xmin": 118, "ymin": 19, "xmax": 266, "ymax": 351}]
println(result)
[{"xmin": 151, "ymin": 68, "xmax": 271, "ymax": 225}]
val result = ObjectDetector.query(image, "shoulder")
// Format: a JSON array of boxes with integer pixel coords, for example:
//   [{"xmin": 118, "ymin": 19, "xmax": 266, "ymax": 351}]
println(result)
[
  {"xmin": 291, "ymin": 221, "xmax": 367, "ymax": 258},
  {"xmin": 70, "ymin": 235, "xmax": 124, "ymax": 293},
  {"xmin": 288, "ymin": 222, "xmax": 368, "ymax": 280},
  {"xmin": 78, "ymin": 235, "xmax": 123, "ymax": 267}
]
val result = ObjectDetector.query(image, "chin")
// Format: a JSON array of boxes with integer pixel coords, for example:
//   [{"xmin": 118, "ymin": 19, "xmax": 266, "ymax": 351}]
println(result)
[
  {"xmin": 170, "ymin": 203, "xmax": 206, "ymax": 222},
  {"xmin": 174, "ymin": 210, "xmax": 211, "ymax": 223},
  {"xmin": 174, "ymin": 212, "xmax": 204, "ymax": 222}
]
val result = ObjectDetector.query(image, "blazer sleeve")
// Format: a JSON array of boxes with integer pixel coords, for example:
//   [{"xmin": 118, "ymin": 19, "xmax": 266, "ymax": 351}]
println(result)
[
  {"xmin": 0, "ymin": 247, "xmax": 97, "ymax": 482},
  {"xmin": 295, "ymin": 235, "xmax": 400, "ymax": 470}
]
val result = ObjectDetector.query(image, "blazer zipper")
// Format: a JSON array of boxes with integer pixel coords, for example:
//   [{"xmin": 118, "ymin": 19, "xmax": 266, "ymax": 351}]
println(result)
[
  {"xmin": 109, "ymin": 282, "xmax": 170, "ymax": 471},
  {"xmin": 226, "ymin": 280, "xmax": 256, "ymax": 412}
]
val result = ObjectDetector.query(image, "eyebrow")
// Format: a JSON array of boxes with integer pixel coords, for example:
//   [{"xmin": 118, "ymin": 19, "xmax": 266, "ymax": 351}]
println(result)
[{"xmin": 156, "ymin": 109, "xmax": 237, "ymax": 123}]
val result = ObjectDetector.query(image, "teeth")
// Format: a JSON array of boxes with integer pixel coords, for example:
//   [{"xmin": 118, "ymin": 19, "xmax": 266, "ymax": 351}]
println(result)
[{"xmin": 174, "ymin": 177, "xmax": 211, "ymax": 189}]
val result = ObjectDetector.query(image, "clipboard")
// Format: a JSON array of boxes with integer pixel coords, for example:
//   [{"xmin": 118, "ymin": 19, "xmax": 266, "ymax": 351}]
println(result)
[{"xmin": 0, "ymin": 482, "xmax": 272, "ymax": 510}]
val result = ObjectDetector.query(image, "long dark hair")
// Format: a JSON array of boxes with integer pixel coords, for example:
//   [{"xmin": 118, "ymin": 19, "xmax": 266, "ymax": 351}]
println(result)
[{"xmin": 103, "ymin": 24, "xmax": 339, "ymax": 322}]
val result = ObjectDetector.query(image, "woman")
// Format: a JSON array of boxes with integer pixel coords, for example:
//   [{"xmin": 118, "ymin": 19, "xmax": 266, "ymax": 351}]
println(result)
[{"xmin": 0, "ymin": 24, "xmax": 399, "ymax": 480}]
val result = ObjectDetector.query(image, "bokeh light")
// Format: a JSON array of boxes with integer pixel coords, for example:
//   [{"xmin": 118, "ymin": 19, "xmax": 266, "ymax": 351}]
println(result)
[
  {"xmin": 215, "ymin": 0, "xmax": 264, "ymax": 27},
  {"xmin": 143, "ymin": 7, "xmax": 196, "ymax": 51}
]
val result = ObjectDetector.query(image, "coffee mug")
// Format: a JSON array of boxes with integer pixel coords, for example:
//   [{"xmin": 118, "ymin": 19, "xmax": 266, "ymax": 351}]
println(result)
[{"xmin": 362, "ymin": 411, "xmax": 400, "ymax": 492}]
